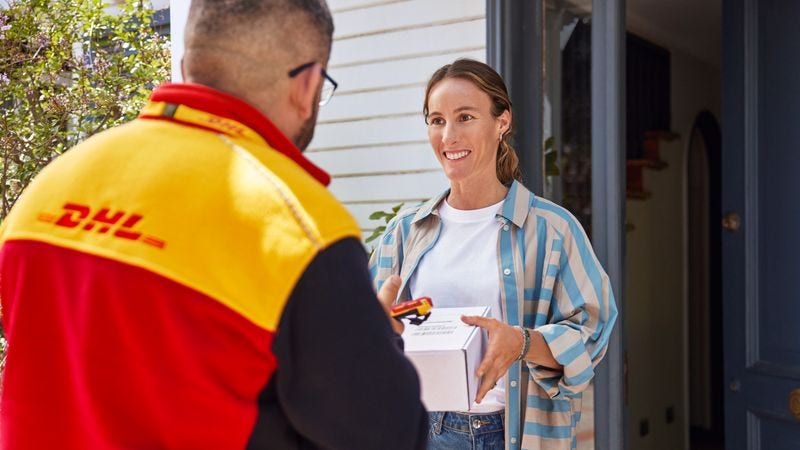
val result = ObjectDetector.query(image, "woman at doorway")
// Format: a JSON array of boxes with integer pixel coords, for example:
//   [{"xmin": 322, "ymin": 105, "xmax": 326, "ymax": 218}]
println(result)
[{"xmin": 369, "ymin": 59, "xmax": 618, "ymax": 450}]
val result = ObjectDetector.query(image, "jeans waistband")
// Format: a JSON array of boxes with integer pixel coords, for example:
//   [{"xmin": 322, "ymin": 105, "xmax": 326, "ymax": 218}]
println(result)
[{"xmin": 430, "ymin": 410, "xmax": 505, "ymax": 436}]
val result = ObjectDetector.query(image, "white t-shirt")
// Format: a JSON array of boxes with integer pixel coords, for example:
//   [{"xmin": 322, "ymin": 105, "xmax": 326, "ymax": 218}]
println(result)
[{"xmin": 409, "ymin": 198, "xmax": 506, "ymax": 413}]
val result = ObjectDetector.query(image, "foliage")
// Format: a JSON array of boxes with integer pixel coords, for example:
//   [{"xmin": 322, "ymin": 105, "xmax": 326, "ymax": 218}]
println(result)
[
  {"xmin": 0, "ymin": 0, "xmax": 170, "ymax": 218},
  {"xmin": 0, "ymin": 0, "xmax": 171, "ymax": 369},
  {"xmin": 544, "ymin": 136, "xmax": 561, "ymax": 176},
  {"xmin": 365, "ymin": 203, "xmax": 405, "ymax": 245}
]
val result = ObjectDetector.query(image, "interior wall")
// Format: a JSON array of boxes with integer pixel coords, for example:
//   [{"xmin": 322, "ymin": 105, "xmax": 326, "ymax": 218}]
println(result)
[{"xmin": 624, "ymin": 49, "xmax": 720, "ymax": 450}]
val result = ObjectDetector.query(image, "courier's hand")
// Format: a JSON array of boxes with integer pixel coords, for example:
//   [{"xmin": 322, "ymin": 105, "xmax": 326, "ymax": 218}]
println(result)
[
  {"xmin": 460, "ymin": 316, "xmax": 522, "ymax": 404},
  {"xmin": 377, "ymin": 275, "xmax": 404, "ymax": 335}
]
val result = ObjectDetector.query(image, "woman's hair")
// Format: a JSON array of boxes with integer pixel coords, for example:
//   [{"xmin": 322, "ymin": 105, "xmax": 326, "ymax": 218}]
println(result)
[{"xmin": 423, "ymin": 58, "xmax": 522, "ymax": 185}]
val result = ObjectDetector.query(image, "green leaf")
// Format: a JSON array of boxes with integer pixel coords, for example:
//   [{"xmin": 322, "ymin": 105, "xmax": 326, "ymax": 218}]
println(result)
[
  {"xmin": 365, "ymin": 226, "xmax": 386, "ymax": 243},
  {"xmin": 545, "ymin": 148, "xmax": 560, "ymax": 176},
  {"xmin": 368, "ymin": 211, "xmax": 389, "ymax": 220}
]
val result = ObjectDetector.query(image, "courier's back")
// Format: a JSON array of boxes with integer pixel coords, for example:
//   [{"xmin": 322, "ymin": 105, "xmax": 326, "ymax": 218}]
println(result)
[
  {"xmin": 0, "ymin": 1, "xmax": 430, "ymax": 448},
  {"xmin": 0, "ymin": 94, "xmax": 359, "ymax": 448}
]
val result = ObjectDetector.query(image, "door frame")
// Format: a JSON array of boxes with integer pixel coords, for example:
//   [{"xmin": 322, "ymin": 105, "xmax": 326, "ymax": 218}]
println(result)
[
  {"xmin": 590, "ymin": 2, "xmax": 627, "ymax": 448},
  {"xmin": 722, "ymin": 0, "xmax": 764, "ymax": 446},
  {"xmin": 486, "ymin": 0, "xmax": 545, "ymax": 195}
]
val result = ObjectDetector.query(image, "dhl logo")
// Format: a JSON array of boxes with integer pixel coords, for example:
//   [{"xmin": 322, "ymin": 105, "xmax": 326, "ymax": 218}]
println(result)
[
  {"xmin": 206, "ymin": 115, "xmax": 246, "ymax": 136},
  {"xmin": 38, "ymin": 203, "xmax": 166, "ymax": 249}
]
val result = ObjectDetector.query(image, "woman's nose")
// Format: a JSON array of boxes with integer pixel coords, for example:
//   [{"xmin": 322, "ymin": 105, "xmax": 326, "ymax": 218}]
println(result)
[{"xmin": 442, "ymin": 123, "xmax": 458, "ymax": 145}]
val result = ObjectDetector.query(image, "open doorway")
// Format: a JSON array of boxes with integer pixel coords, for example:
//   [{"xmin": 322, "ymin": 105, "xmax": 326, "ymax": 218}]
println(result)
[
  {"xmin": 623, "ymin": 0, "xmax": 722, "ymax": 449},
  {"xmin": 538, "ymin": 1, "xmax": 722, "ymax": 447}
]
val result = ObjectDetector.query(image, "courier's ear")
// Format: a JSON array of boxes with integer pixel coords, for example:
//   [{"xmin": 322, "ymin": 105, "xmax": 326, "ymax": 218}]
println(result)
[{"xmin": 288, "ymin": 63, "xmax": 322, "ymax": 121}]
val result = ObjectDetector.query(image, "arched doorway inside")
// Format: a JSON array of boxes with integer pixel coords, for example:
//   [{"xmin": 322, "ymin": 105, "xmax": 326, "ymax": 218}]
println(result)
[{"xmin": 686, "ymin": 110, "xmax": 724, "ymax": 450}]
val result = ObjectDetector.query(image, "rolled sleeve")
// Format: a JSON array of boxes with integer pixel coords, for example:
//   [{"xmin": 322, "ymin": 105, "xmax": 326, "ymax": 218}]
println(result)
[
  {"xmin": 528, "ymin": 226, "xmax": 618, "ymax": 399},
  {"xmin": 530, "ymin": 324, "xmax": 595, "ymax": 399}
]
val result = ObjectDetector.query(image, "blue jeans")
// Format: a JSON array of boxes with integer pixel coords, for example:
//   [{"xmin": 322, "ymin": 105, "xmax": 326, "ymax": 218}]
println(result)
[{"xmin": 427, "ymin": 411, "xmax": 505, "ymax": 450}]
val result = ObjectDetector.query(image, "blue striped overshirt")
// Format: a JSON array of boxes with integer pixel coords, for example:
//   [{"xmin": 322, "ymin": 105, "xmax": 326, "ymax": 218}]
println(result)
[{"xmin": 368, "ymin": 181, "xmax": 618, "ymax": 450}]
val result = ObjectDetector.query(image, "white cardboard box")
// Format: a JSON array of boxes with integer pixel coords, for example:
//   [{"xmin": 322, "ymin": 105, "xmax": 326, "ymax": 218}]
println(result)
[{"xmin": 401, "ymin": 306, "xmax": 489, "ymax": 412}]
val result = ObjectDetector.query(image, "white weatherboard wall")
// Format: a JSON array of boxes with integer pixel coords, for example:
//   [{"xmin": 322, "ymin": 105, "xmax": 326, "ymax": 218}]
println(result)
[
  {"xmin": 309, "ymin": 0, "xmax": 486, "ymax": 240},
  {"xmin": 170, "ymin": 0, "xmax": 190, "ymax": 82}
]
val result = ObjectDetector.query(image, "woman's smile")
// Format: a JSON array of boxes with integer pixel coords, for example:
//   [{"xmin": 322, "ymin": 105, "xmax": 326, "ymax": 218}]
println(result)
[{"xmin": 444, "ymin": 149, "xmax": 471, "ymax": 160}]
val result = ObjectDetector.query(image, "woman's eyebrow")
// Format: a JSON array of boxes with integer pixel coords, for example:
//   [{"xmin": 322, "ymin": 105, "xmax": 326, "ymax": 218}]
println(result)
[{"xmin": 429, "ymin": 106, "xmax": 479, "ymax": 116}]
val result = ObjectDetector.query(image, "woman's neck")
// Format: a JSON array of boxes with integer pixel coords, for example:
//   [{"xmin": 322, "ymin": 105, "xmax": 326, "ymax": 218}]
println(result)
[{"xmin": 447, "ymin": 178, "xmax": 509, "ymax": 210}]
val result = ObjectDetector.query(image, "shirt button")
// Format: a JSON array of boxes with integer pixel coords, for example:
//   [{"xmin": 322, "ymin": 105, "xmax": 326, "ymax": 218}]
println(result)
[
  {"xmin": 503, "ymin": 268, "xmax": 511, "ymax": 276},
  {"xmin": 510, "ymin": 380, "xmax": 518, "ymax": 388},
  {"xmin": 503, "ymin": 224, "xmax": 510, "ymax": 231},
  {"xmin": 511, "ymin": 437, "xmax": 518, "ymax": 444}
]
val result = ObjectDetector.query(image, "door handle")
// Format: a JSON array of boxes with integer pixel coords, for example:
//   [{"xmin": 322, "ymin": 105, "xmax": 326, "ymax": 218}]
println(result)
[
  {"xmin": 791, "ymin": 389, "xmax": 800, "ymax": 420},
  {"xmin": 722, "ymin": 212, "xmax": 741, "ymax": 232}
]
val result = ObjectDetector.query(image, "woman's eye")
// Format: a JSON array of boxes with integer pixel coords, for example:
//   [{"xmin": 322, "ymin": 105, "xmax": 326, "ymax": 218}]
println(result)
[
  {"xmin": 429, "ymin": 117, "xmax": 445, "ymax": 126},
  {"xmin": 460, "ymin": 114, "xmax": 475, "ymax": 122}
]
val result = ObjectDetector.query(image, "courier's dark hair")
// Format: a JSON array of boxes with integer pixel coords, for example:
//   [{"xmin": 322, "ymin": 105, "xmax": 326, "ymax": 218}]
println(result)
[{"xmin": 423, "ymin": 58, "xmax": 522, "ymax": 185}]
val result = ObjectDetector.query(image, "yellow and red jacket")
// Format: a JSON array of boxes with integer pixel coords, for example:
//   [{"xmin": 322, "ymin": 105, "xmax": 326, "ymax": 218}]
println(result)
[{"xmin": 0, "ymin": 84, "xmax": 427, "ymax": 449}]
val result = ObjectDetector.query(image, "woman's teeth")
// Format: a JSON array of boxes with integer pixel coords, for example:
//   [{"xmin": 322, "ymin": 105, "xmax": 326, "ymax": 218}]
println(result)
[{"xmin": 445, "ymin": 150, "xmax": 469, "ymax": 160}]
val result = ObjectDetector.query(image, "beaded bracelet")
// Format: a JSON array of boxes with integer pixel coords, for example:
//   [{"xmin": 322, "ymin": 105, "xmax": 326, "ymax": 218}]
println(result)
[{"xmin": 514, "ymin": 326, "xmax": 531, "ymax": 362}]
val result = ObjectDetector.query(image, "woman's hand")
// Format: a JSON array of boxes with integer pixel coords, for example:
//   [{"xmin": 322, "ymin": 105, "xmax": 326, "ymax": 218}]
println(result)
[
  {"xmin": 460, "ymin": 315, "xmax": 523, "ymax": 404},
  {"xmin": 377, "ymin": 275, "xmax": 404, "ymax": 334}
]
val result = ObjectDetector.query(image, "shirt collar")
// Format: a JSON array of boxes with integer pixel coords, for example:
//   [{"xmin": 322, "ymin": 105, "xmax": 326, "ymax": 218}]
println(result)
[
  {"xmin": 498, "ymin": 180, "xmax": 535, "ymax": 228},
  {"xmin": 411, "ymin": 190, "xmax": 449, "ymax": 224},
  {"xmin": 139, "ymin": 83, "xmax": 330, "ymax": 186},
  {"xmin": 412, "ymin": 180, "xmax": 535, "ymax": 227}
]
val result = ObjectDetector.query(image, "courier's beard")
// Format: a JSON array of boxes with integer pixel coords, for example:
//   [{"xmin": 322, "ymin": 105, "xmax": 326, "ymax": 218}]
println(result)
[{"xmin": 293, "ymin": 98, "xmax": 320, "ymax": 151}]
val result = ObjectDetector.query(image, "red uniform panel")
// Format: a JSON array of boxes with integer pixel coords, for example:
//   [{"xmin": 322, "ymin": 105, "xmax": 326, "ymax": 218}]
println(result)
[{"xmin": 0, "ymin": 240, "xmax": 276, "ymax": 449}]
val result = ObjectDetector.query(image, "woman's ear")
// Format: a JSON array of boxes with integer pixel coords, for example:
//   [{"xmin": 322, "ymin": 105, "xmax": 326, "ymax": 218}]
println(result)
[
  {"xmin": 498, "ymin": 109, "xmax": 512, "ymax": 136},
  {"xmin": 288, "ymin": 63, "xmax": 322, "ymax": 120}
]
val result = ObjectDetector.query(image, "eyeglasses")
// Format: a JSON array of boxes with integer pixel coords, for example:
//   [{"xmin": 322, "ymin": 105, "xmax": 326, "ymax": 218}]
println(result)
[{"xmin": 288, "ymin": 62, "xmax": 338, "ymax": 106}]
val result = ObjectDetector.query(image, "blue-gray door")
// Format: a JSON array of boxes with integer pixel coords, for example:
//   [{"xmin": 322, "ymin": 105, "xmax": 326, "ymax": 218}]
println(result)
[{"xmin": 722, "ymin": 0, "xmax": 800, "ymax": 448}]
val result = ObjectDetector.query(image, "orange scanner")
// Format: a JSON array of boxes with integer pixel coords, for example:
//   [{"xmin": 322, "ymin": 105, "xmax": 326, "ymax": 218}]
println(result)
[{"xmin": 390, "ymin": 297, "xmax": 433, "ymax": 325}]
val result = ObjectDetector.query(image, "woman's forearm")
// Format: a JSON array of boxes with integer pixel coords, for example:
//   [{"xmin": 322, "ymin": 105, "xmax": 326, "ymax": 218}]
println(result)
[{"xmin": 525, "ymin": 329, "xmax": 562, "ymax": 369}]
